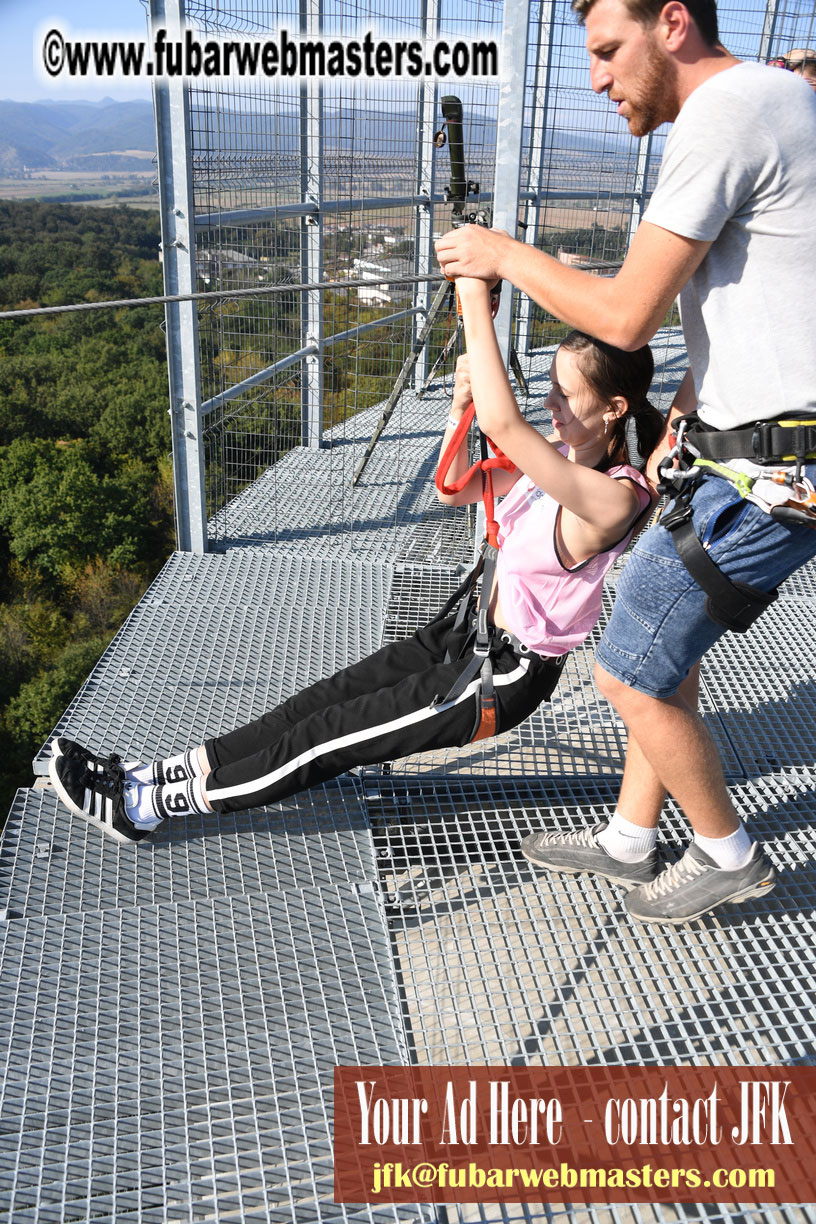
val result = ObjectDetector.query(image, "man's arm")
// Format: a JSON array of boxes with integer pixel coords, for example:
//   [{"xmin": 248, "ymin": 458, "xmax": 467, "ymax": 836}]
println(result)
[{"xmin": 434, "ymin": 221, "xmax": 711, "ymax": 351}]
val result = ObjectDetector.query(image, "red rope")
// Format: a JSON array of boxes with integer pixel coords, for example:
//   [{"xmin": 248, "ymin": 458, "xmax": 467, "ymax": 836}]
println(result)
[{"xmin": 435, "ymin": 401, "xmax": 515, "ymax": 548}]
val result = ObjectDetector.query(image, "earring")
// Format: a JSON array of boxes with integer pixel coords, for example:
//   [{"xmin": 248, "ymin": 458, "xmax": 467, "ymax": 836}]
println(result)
[{"xmin": 603, "ymin": 419, "xmax": 610, "ymax": 435}]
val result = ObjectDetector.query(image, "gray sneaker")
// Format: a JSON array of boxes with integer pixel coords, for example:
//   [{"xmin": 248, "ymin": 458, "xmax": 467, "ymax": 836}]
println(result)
[
  {"xmin": 625, "ymin": 842, "xmax": 776, "ymax": 925},
  {"xmin": 520, "ymin": 821, "xmax": 660, "ymax": 886}
]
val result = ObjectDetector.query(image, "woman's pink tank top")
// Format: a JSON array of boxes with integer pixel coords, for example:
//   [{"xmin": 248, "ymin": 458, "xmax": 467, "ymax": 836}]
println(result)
[{"xmin": 494, "ymin": 460, "xmax": 651, "ymax": 657}]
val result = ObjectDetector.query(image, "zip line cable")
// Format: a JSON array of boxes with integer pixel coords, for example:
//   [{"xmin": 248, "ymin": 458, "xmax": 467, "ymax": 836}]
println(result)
[{"xmin": 0, "ymin": 272, "xmax": 446, "ymax": 321}]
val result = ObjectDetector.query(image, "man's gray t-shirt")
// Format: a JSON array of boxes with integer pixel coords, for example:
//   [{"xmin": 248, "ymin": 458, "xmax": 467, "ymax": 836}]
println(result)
[{"xmin": 643, "ymin": 61, "xmax": 816, "ymax": 429}]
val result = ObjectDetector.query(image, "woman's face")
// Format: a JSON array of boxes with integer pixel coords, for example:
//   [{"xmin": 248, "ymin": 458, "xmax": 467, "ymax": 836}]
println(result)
[{"xmin": 545, "ymin": 346, "xmax": 612, "ymax": 448}]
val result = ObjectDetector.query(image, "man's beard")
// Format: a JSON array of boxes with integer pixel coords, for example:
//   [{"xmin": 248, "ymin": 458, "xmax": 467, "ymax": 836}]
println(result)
[{"xmin": 625, "ymin": 43, "xmax": 677, "ymax": 137}]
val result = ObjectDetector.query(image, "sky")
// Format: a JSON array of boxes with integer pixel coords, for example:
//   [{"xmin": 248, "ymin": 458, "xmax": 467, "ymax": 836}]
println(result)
[
  {"xmin": 2, "ymin": 0, "xmax": 153, "ymax": 103},
  {"xmin": 2, "ymin": 0, "xmax": 800, "ymax": 108}
]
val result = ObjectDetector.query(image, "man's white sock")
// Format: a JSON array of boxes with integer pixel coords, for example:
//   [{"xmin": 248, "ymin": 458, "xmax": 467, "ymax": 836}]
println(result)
[
  {"xmin": 596, "ymin": 810, "xmax": 658, "ymax": 863},
  {"xmin": 694, "ymin": 824, "xmax": 754, "ymax": 871},
  {"xmin": 126, "ymin": 748, "xmax": 206, "ymax": 788}
]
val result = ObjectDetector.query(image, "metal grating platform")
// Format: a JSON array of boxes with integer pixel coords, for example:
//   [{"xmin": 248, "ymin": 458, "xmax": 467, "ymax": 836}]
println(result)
[
  {"xmin": 0, "ymin": 888, "xmax": 430, "ymax": 1224},
  {"xmin": 208, "ymin": 394, "xmax": 475, "ymax": 565},
  {"xmin": 4, "ymin": 325, "xmax": 816, "ymax": 1221},
  {"xmin": 34, "ymin": 551, "xmax": 393, "ymax": 774},
  {"xmin": 0, "ymin": 781, "xmax": 373, "ymax": 922},
  {"xmin": 371, "ymin": 771, "xmax": 816, "ymax": 1069},
  {"xmin": 698, "ymin": 602, "xmax": 816, "ymax": 776},
  {"xmin": 439, "ymin": 1202, "xmax": 814, "ymax": 1223}
]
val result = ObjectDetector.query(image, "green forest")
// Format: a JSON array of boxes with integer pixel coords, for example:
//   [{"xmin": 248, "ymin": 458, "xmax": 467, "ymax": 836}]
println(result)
[{"xmin": 0, "ymin": 201, "xmax": 174, "ymax": 815}]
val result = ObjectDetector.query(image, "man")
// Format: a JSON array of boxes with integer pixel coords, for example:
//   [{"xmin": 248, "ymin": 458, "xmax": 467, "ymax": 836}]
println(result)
[{"xmin": 436, "ymin": 0, "xmax": 816, "ymax": 924}]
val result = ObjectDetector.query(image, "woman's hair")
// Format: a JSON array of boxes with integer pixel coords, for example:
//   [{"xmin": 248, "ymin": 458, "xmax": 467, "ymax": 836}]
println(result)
[{"xmin": 558, "ymin": 329, "xmax": 664, "ymax": 470}]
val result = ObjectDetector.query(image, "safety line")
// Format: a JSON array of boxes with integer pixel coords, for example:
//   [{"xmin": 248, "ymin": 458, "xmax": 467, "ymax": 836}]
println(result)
[{"xmin": 0, "ymin": 272, "xmax": 445, "ymax": 322}]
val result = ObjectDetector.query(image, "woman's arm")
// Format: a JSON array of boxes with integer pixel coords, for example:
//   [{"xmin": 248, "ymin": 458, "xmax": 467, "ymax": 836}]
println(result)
[
  {"xmin": 435, "ymin": 352, "xmax": 520, "ymax": 506},
  {"xmin": 457, "ymin": 278, "xmax": 643, "ymax": 542}
]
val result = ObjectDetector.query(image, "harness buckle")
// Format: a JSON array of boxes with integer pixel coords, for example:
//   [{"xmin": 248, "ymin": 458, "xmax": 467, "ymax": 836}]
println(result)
[
  {"xmin": 751, "ymin": 419, "xmax": 781, "ymax": 464},
  {"xmin": 752, "ymin": 418, "xmax": 816, "ymax": 464},
  {"xmin": 660, "ymin": 495, "xmax": 694, "ymax": 533}
]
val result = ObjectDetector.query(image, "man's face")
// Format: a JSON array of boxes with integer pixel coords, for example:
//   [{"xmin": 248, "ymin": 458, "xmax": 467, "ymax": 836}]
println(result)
[{"xmin": 584, "ymin": 0, "xmax": 679, "ymax": 136}]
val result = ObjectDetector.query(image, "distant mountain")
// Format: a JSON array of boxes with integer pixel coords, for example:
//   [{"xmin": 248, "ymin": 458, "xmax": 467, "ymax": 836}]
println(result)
[
  {"xmin": 0, "ymin": 95, "xmax": 634, "ymax": 179},
  {"xmin": 0, "ymin": 99, "xmax": 155, "ymax": 173}
]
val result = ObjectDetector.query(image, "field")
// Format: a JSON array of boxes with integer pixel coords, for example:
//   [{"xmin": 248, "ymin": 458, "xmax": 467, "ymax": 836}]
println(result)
[{"xmin": 0, "ymin": 167, "xmax": 157, "ymax": 208}]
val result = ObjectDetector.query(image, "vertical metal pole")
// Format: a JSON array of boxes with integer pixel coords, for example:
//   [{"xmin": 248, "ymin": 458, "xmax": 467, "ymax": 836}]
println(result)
[
  {"xmin": 491, "ymin": 0, "xmax": 531, "ymax": 369},
  {"xmin": 150, "ymin": 0, "xmax": 207, "ymax": 553},
  {"xmin": 759, "ymin": 0, "xmax": 783, "ymax": 62},
  {"xmin": 413, "ymin": 0, "xmax": 440, "ymax": 387},
  {"xmin": 471, "ymin": 0, "xmax": 530, "ymax": 558},
  {"xmin": 627, "ymin": 132, "xmax": 653, "ymax": 250},
  {"xmin": 300, "ymin": 0, "xmax": 324, "ymax": 448},
  {"xmin": 517, "ymin": 0, "xmax": 556, "ymax": 356}
]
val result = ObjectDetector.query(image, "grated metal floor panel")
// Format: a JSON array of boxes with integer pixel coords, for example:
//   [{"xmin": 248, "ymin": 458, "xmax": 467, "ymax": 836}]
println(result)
[
  {"xmin": 208, "ymin": 405, "xmax": 475, "ymax": 564},
  {"xmin": 697, "ymin": 603, "xmax": 816, "ymax": 777},
  {"xmin": 0, "ymin": 888, "xmax": 430, "ymax": 1224},
  {"xmin": 372, "ymin": 771, "xmax": 816, "ymax": 1067},
  {"xmin": 34, "ymin": 551, "xmax": 393, "ymax": 774},
  {"xmin": 0, "ymin": 781, "xmax": 373, "ymax": 922},
  {"xmin": 440, "ymin": 1203, "xmax": 814, "ymax": 1224}
]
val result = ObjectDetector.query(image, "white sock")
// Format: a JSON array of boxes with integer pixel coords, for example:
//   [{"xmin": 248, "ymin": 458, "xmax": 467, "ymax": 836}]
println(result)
[
  {"xmin": 126, "ymin": 748, "xmax": 206, "ymax": 788},
  {"xmin": 124, "ymin": 774, "xmax": 210, "ymax": 829},
  {"xmin": 694, "ymin": 825, "xmax": 754, "ymax": 871},
  {"xmin": 596, "ymin": 810, "xmax": 658, "ymax": 863}
]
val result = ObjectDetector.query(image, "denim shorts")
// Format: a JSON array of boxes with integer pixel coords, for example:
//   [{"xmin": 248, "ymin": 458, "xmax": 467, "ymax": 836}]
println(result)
[{"xmin": 596, "ymin": 466, "xmax": 816, "ymax": 698}]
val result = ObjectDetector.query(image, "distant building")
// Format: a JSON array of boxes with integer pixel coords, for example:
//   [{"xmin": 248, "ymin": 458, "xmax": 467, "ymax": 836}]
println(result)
[
  {"xmin": 195, "ymin": 248, "xmax": 264, "ymax": 285},
  {"xmin": 348, "ymin": 257, "xmax": 413, "ymax": 306}
]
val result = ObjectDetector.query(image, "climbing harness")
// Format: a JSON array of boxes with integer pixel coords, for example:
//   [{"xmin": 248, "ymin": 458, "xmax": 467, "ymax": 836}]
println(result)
[
  {"xmin": 657, "ymin": 412, "xmax": 816, "ymax": 632},
  {"xmin": 432, "ymin": 399, "xmax": 517, "ymax": 740}
]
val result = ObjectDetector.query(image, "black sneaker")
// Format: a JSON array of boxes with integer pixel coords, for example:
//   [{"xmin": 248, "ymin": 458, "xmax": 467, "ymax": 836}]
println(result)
[
  {"xmin": 50, "ymin": 736, "xmax": 139, "ymax": 774},
  {"xmin": 48, "ymin": 751, "xmax": 151, "ymax": 845},
  {"xmin": 625, "ymin": 842, "xmax": 776, "ymax": 924},
  {"xmin": 521, "ymin": 821, "xmax": 660, "ymax": 886}
]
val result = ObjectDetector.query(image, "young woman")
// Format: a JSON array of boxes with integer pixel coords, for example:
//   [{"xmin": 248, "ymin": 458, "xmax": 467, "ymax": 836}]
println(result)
[{"xmin": 49, "ymin": 278, "xmax": 662, "ymax": 844}]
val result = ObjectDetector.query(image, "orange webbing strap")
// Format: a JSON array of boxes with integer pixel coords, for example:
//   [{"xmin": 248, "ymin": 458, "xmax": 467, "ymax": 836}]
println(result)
[
  {"xmin": 434, "ymin": 400, "xmax": 515, "ymax": 548},
  {"xmin": 470, "ymin": 697, "xmax": 497, "ymax": 741},
  {"xmin": 434, "ymin": 400, "xmax": 515, "ymax": 740}
]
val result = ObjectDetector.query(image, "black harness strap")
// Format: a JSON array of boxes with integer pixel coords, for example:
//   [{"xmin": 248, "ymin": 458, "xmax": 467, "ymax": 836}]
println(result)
[
  {"xmin": 432, "ymin": 542, "xmax": 500, "ymax": 741},
  {"xmin": 677, "ymin": 413, "xmax": 816, "ymax": 465},
  {"xmin": 661, "ymin": 493, "xmax": 778, "ymax": 633}
]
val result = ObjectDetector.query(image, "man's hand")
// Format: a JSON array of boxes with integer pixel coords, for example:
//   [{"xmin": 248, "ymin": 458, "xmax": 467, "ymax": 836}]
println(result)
[{"xmin": 435, "ymin": 226, "xmax": 514, "ymax": 281}]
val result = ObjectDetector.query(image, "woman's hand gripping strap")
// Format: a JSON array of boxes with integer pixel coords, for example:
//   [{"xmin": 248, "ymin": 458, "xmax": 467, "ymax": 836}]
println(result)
[{"xmin": 435, "ymin": 400, "xmax": 515, "ymax": 547}]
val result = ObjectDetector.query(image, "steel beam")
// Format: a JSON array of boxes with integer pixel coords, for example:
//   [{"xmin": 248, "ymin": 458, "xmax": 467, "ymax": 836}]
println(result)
[
  {"xmin": 300, "ymin": 0, "xmax": 324, "ymax": 448},
  {"xmin": 150, "ymin": 0, "xmax": 208, "ymax": 554}
]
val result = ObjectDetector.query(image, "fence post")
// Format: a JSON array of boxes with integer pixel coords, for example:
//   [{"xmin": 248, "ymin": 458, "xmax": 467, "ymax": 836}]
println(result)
[
  {"xmin": 759, "ymin": 0, "xmax": 783, "ymax": 62},
  {"xmin": 473, "ymin": 0, "xmax": 530, "ymax": 556},
  {"xmin": 492, "ymin": 0, "xmax": 530, "ymax": 370},
  {"xmin": 300, "ymin": 0, "xmax": 325, "ymax": 448},
  {"xmin": 627, "ymin": 132, "xmax": 654, "ymax": 250},
  {"xmin": 150, "ymin": 0, "xmax": 208, "ymax": 553},
  {"xmin": 413, "ymin": 0, "xmax": 441, "ymax": 388},
  {"xmin": 517, "ymin": 0, "xmax": 556, "ymax": 356}
]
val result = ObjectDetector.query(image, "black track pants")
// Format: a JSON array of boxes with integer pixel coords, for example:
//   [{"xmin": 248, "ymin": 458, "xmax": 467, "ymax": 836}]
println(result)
[{"xmin": 203, "ymin": 612, "xmax": 565, "ymax": 813}]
